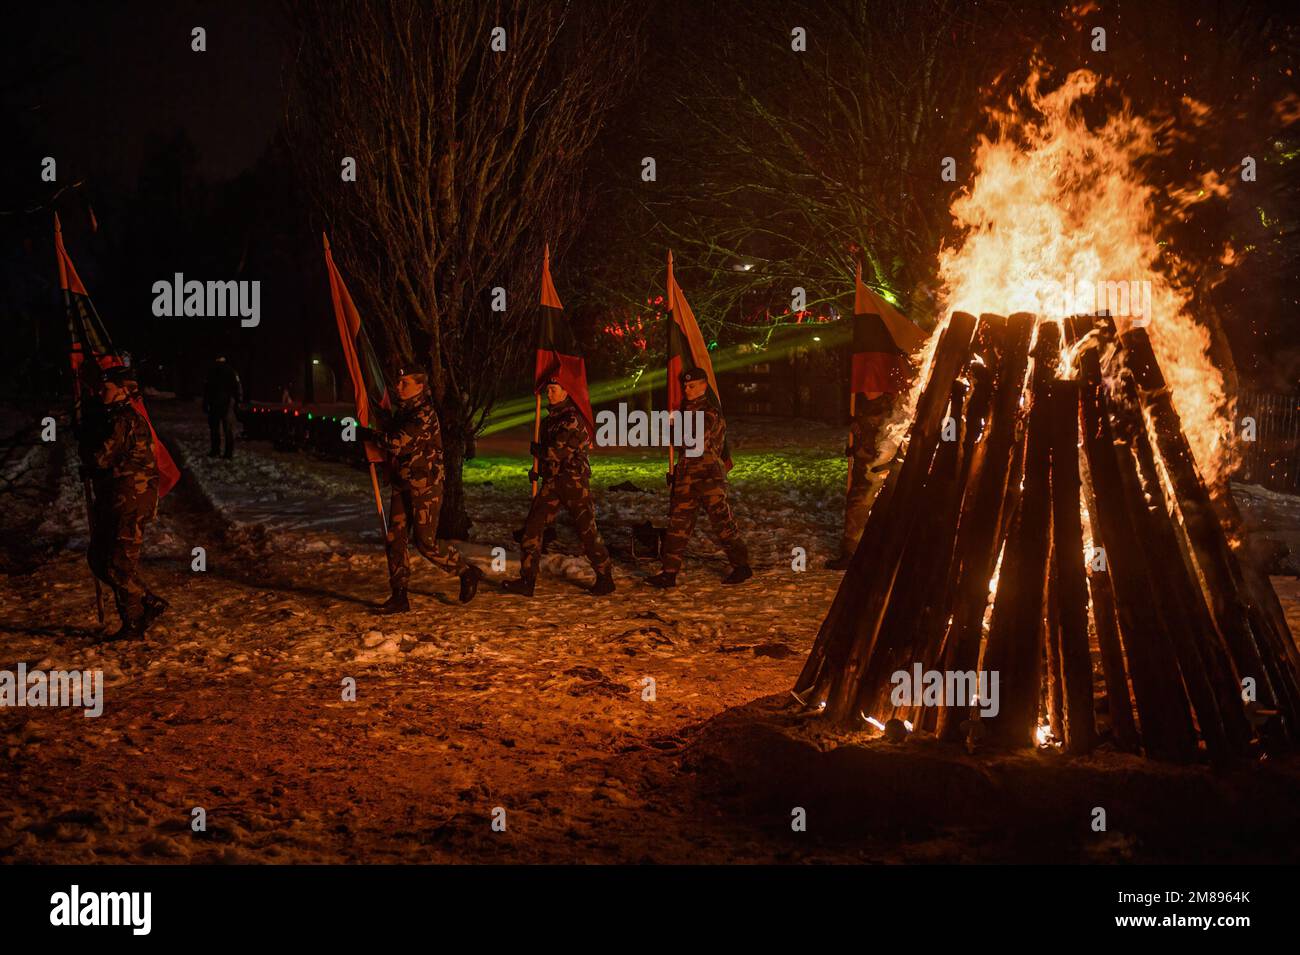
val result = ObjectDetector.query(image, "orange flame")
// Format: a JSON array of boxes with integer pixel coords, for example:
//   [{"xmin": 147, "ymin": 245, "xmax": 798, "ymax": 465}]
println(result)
[{"xmin": 914, "ymin": 66, "xmax": 1236, "ymax": 484}]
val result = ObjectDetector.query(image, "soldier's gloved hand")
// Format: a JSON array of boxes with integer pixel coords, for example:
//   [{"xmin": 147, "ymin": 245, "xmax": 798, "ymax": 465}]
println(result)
[
  {"xmin": 528, "ymin": 469, "xmax": 540, "ymax": 484},
  {"xmin": 666, "ymin": 470, "xmax": 675, "ymax": 488},
  {"xmin": 371, "ymin": 406, "xmax": 393, "ymax": 429},
  {"xmin": 529, "ymin": 441, "xmax": 543, "ymax": 459},
  {"xmin": 844, "ymin": 444, "xmax": 853, "ymax": 456}
]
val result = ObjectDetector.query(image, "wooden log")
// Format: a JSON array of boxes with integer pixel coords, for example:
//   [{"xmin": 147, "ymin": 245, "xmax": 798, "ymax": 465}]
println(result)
[
  {"xmin": 1106, "ymin": 364, "xmax": 1251, "ymax": 760},
  {"xmin": 980, "ymin": 322, "xmax": 1059, "ymax": 748},
  {"xmin": 867, "ymin": 318, "xmax": 1003, "ymax": 727},
  {"xmin": 1048, "ymin": 380, "xmax": 1096, "ymax": 754},
  {"xmin": 1078, "ymin": 346, "xmax": 1198, "ymax": 762},
  {"xmin": 1118, "ymin": 327, "xmax": 1300, "ymax": 739},
  {"xmin": 935, "ymin": 313, "xmax": 1035, "ymax": 741},
  {"xmin": 874, "ymin": 380, "xmax": 973, "ymax": 723},
  {"xmin": 1076, "ymin": 412, "xmax": 1139, "ymax": 752},
  {"xmin": 794, "ymin": 312, "xmax": 978, "ymax": 720},
  {"xmin": 1084, "ymin": 557, "xmax": 1138, "ymax": 749},
  {"xmin": 1045, "ymin": 549, "xmax": 1064, "ymax": 741}
]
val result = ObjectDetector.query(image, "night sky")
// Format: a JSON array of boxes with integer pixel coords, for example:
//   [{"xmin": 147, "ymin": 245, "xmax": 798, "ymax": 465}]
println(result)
[{"xmin": 6, "ymin": 0, "xmax": 283, "ymax": 184}]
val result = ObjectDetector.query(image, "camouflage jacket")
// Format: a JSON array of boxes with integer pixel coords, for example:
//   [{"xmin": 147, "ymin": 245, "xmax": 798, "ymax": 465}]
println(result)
[
  {"xmin": 846, "ymin": 397, "xmax": 890, "ymax": 463},
  {"xmin": 375, "ymin": 393, "xmax": 444, "ymax": 486},
  {"xmin": 537, "ymin": 398, "xmax": 592, "ymax": 482},
  {"xmin": 675, "ymin": 395, "xmax": 728, "ymax": 475},
  {"xmin": 81, "ymin": 397, "xmax": 158, "ymax": 491}
]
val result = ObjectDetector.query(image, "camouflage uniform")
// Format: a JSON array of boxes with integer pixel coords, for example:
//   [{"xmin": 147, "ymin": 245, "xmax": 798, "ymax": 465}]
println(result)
[
  {"xmin": 660, "ymin": 396, "xmax": 748, "ymax": 575},
  {"xmin": 520, "ymin": 397, "xmax": 611, "ymax": 578},
  {"xmin": 81, "ymin": 394, "xmax": 159, "ymax": 629},
  {"xmin": 374, "ymin": 393, "xmax": 466, "ymax": 590},
  {"xmin": 838, "ymin": 397, "xmax": 889, "ymax": 559}
]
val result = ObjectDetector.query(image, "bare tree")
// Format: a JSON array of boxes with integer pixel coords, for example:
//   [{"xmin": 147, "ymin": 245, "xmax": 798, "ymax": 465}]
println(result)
[
  {"xmin": 285, "ymin": 0, "xmax": 643, "ymax": 535},
  {"xmin": 574, "ymin": 0, "xmax": 1026, "ymax": 343}
]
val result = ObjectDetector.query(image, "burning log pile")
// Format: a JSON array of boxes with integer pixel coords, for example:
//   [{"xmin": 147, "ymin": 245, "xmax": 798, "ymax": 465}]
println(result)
[{"xmin": 795, "ymin": 311, "xmax": 1300, "ymax": 763}]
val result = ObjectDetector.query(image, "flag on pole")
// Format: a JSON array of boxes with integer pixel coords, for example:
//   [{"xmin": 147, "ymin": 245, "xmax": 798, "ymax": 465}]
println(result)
[
  {"xmin": 666, "ymin": 250, "xmax": 730, "ymax": 469},
  {"xmin": 534, "ymin": 245, "xmax": 594, "ymax": 435},
  {"xmin": 323, "ymin": 233, "xmax": 390, "ymax": 464},
  {"xmin": 56, "ymin": 214, "xmax": 181, "ymax": 497},
  {"xmin": 851, "ymin": 262, "xmax": 926, "ymax": 397}
]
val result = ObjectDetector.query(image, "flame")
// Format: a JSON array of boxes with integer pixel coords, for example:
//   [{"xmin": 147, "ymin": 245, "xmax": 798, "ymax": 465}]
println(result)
[{"xmin": 924, "ymin": 66, "xmax": 1236, "ymax": 484}]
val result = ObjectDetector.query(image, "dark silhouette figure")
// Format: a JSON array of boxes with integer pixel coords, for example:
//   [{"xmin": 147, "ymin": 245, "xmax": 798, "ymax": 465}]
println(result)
[{"xmin": 203, "ymin": 356, "xmax": 243, "ymax": 459}]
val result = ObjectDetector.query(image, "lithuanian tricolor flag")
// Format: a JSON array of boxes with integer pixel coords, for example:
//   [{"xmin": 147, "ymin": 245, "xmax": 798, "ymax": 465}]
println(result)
[
  {"xmin": 535, "ymin": 245, "xmax": 594, "ymax": 436},
  {"xmin": 666, "ymin": 250, "xmax": 730, "ymax": 469},
  {"xmin": 323, "ymin": 233, "xmax": 389, "ymax": 464},
  {"xmin": 851, "ymin": 262, "xmax": 926, "ymax": 397},
  {"xmin": 56, "ymin": 214, "xmax": 181, "ymax": 498}
]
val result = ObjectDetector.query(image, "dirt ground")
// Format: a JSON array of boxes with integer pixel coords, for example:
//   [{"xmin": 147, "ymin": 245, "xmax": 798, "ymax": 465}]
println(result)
[{"xmin": 2, "ymin": 401, "xmax": 1299, "ymax": 864}]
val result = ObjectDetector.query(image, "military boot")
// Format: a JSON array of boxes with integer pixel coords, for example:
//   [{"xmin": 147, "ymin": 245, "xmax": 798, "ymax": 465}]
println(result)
[
  {"xmin": 143, "ymin": 593, "xmax": 170, "ymax": 627},
  {"xmin": 104, "ymin": 618, "xmax": 145, "ymax": 642},
  {"xmin": 502, "ymin": 575, "xmax": 536, "ymax": 597},
  {"xmin": 590, "ymin": 571, "xmax": 616, "ymax": 596},
  {"xmin": 459, "ymin": 565, "xmax": 484, "ymax": 604},
  {"xmin": 378, "ymin": 588, "xmax": 410, "ymax": 615},
  {"xmin": 644, "ymin": 571, "xmax": 677, "ymax": 589},
  {"xmin": 722, "ymin": 565, "xmax": 753, "ymax": 585}
]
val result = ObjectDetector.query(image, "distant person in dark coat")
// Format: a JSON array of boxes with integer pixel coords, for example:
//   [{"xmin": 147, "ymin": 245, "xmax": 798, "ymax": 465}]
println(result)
[{"xmin": 202, "ymin": 356, "xmax": 243, "ymax": 459}]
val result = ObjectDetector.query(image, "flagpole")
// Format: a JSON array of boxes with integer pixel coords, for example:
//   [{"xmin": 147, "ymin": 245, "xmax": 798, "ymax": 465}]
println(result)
[
  {"xmin": 531, "ymin": 394, "xmax": 542, "ymax": 498},
  {"xmin": 846, "ymin": 392, "xmax": 855, "ymax": 493},
  {"xmin": 57, "ymin": 215, "xmax": 105, "ymax": 626},
  {"xmin": 323, "ymin": 231, "xmax": 389, "ymax": 541},
  {"xmin": 666, "ymin": 250, "xmax": 675, "ymax": 483},
  {"xmin": 368, "ymin": 461, "xmax": 388, "ymax": 536}
]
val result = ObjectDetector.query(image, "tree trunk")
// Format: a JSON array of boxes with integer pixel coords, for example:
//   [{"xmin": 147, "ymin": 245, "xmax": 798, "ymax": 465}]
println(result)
[{"xmin": 438, "ymin": 404, "xmax": 473, "ymax": 541}]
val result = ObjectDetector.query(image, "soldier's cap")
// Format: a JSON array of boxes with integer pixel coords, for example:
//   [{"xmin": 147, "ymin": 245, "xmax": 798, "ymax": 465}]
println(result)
[
  {"xmin": 101, "ymin": 365, "xmax": 137, "ymax": 386},
  {"xmin": 538, "ymin": 376, "xmax": 564, "ymax": 392},
  {"xmin": 393, "ymin": 365, "xmax": 427, "ymax": 381},
  {"xmin": 680, "ymin": 367, "xmax": 708, "ymax": 384}
]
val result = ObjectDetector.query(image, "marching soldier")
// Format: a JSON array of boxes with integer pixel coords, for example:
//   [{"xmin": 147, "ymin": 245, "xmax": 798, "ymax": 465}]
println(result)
[
  {"xmin": 645, "ymin": 367, "xmax": 751, "ymax": 587},
  {"xmin": 79, "ymin": 365, "xmax": 168, "ymax": 640},
  {"xmin": 370, "ymin": 364, "xmax": 483, "ymax": 614},
  {"xmin": 503, "ymin": 378, "xmax": 615, "ymax": 597},
  {"xmin": 826, "ymin": 392, "xmax": 889, "ymax": 569}
]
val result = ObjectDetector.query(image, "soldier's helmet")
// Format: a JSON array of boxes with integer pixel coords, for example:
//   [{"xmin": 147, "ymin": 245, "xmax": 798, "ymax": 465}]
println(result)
[
  {"xmin": 392, "ymin": 361, "xmax": 428, "ymax": 383},
  {"xmin": 102, "ymin": 364, "xmax": 137, "ymax": 387}
]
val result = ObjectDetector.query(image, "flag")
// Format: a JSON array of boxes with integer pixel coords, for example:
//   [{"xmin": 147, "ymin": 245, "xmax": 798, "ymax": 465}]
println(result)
[
  {"xmin": 323, "ymin": 233, "xmax": 390, "ymax": 464},
  {"xmin": 850, "ymin": 262, "xmax": 926, "ymax": 397},
  {"xmin": 535, "ymin": 245, "xmax": 594, "ymax": 436},
  {"xmin": 666, "ymin": 250, "xmax": 731, "ymax": 469},
  {"xmin": 56, "ymin": 214, "xmax": 181, "ymax": 497}
]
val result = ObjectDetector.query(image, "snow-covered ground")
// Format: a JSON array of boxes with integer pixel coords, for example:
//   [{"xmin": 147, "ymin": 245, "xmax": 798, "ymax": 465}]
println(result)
[
  {"xmin": 0, "ymin": 400, "xmax": 851, "ymax": 863},
  {"xmin": 3, "ymin": 399, "xmax": 1298, "ymax": 863}
]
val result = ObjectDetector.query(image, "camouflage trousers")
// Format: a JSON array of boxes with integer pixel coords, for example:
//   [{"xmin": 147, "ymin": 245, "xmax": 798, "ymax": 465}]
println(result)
[
  {"xmin": 839, "ymin": 463, "xmax": 875, "ymax": 558},
  {"xmin": 87, "ymin": 478, "xmax": 158, "ymax": 627},
  {"xmin": 660, "ymin": 464, "xmax": 748, "ymax": 574},
  {"xmin": 520, "ymin": 472, "xmax": 611, "ymax": 578},
  {"xmin": 386, "ymin": 477, "xmax": 465, "ymax": 591}
]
